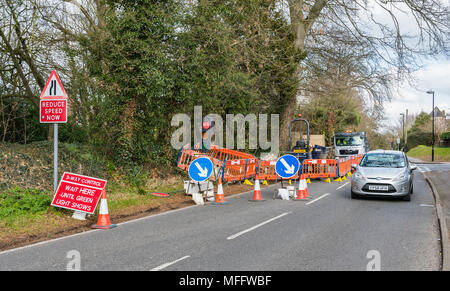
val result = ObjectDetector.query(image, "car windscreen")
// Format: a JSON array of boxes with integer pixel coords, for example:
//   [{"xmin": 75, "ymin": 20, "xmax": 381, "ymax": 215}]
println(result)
[
  {"xmin": 360, "ymin": 153, "xmax": 406, "ymax": 168},
  {"xmin": 335, "ymin": 136, "xmax": 363, "ymax": 146}
]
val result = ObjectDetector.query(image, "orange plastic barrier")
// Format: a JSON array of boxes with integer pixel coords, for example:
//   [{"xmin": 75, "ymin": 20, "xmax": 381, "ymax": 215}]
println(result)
[
  {"xmin": 350, "ymin": 154, "xmax": 364, "ymax": 166},
  {"xmin": 256, "ymin": 160, "xmax": 299, "ymax": 181},
  {"xmin": 177, "ymin": 145, "xmax": 364, "ymax": 182},
  {"xmin": 337, "ymin": 157, "xmax": 350, "ymax": 176},
  {"xmin": 177, "ymin": 145, "xmax": 257, "ymax": 182},
  {"xmin": 222, "ymin": 158, "xmax": 258, "ymax": 182},
  {"xmin": 177, "ymin": 149, "xmax": 224, "ymax": 177},
  {"xmin": 301, "ymin": 159, "xmax": 337, "ymax": 178},
  {"xmin": 209, "ymin": 145, "xmax": 256, "ymax": 161}
]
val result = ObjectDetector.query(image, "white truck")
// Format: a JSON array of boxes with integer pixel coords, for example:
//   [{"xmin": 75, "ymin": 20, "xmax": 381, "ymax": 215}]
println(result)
[{"xmin": 333, "ymin": 131, "xmax": 369, "ymax": 158}]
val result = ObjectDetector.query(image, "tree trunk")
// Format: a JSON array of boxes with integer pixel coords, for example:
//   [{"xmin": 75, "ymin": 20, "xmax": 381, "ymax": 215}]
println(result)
[{"xmin": 280, "ymin": 0, "xmax": 327, "ymax": 150}]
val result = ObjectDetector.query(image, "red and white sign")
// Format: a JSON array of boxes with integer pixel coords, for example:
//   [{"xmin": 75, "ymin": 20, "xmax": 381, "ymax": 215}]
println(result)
[
  {"xmin": 40, "ymin": 70, "xmax": 68, "ymax": 99},
  {"xmin": 51, "ymin": 172, "xmax": 107, "ymax": 214},
  {"xmin": 40, "ymin": 70, "xmax": 68, "ymax": 123},
  {"xmin": 40, "ymin": 99, "xmax": 67, "ymax": 123}
]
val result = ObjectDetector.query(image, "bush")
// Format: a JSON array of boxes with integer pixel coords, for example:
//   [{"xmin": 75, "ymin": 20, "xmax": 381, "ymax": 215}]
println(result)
[
  {"xmin": 441, "ymin": 132, "xmax": 450, "ymax": 141},
  {"xmin": 0, "ymin": 188, "xmax": 51, "ymax": 220},
  {"xmin": 406, "ymin": 130, "xmax": 433, "ymax": 150}
]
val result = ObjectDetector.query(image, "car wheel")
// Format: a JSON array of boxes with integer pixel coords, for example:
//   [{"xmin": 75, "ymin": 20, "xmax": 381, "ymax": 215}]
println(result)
[
  {"xmin": 351, "ymin": 191, "xmax": 358, "ymax": 199},
  {"xmin": 402, "ymin": 193, "xmax": 411, "ymax": 201}
]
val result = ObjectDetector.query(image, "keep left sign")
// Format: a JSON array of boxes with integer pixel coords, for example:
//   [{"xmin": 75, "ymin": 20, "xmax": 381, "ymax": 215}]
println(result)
[{"xmin": 51, "ymin": 172, "xmax": 107, "ymax": 214}]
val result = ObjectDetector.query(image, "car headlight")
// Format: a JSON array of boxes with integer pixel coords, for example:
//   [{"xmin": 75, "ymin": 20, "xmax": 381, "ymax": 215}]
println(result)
[
  {"xmin": 392, "ymin": 173, "xmax": 408, "ymax": 182},
  {"xmin": 354, "ymin": 171, "xmax": 365, "ymax": 180}
]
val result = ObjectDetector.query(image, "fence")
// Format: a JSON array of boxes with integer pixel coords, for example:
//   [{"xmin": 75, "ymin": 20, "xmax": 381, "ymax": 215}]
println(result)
[
  {"xmin": 177, "ymin": 146, "xmax": 364, "ymax": 183},
  {"xmin": 301, "ymin": 159, "xmax": 337, "ymax": 178}
]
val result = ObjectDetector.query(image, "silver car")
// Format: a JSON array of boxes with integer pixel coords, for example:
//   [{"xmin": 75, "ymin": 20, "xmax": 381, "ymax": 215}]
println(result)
[{"xmin": 351, "ymin": 150, "xmax": 417, "ymax": 201}]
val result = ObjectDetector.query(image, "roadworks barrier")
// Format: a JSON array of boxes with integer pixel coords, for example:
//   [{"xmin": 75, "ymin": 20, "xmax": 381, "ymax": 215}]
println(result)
[{"xmin": 177, "ymin": 145, "xmax": 363, "ymax": 185}]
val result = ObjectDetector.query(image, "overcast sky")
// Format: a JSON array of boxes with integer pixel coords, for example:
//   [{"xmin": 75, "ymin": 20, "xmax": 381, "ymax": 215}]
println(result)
[
  {"xmin": 382, "ymin": 57, "xmax": 450, "ymax": 129},
  {"xmin": 365, "ymin": 0, "xmax": 450, "ymax": 130}
]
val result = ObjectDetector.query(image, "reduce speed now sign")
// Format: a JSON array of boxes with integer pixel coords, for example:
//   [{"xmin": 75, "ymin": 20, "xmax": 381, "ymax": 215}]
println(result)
[{"xmin": 40, "ymin": 99, "xmax": 67, "ymax": 123}]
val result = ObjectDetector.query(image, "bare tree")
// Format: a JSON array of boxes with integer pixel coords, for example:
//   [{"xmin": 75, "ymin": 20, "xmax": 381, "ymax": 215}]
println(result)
[{"xmin": 278, "ymin": 0, "xmax": 450, "ymax": 149}]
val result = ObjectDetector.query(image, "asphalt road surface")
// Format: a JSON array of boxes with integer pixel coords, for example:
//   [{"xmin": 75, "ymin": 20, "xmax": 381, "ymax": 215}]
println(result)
[{"xmin": 0, "ymin": 170, "xmax": 441, "ymax": 271}]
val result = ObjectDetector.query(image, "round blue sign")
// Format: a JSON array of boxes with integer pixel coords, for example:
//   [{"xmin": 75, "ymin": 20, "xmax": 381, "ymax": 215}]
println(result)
[
  {"xmin": 275, "ymin": 154, "xmax": 300, "ymax": 179},
  {"xmin": 188, "ymin": 157, "xmax": 214, "ymax": 182}
]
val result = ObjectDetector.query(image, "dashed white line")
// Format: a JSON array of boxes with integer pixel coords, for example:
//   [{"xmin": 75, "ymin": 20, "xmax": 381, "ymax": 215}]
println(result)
[
  {"xmin": 227, "ymin": 212, "xmax": 291, "ymax": 240},
  {"xmin": 420, "ymin": 204, "xmax": 434, "ymax": 207},
  {"xmin": 150, "ymin": 255, "xmax": 191, "ymax": 271},
  {"xmin": 336, "ymin": 182, "xmax": 349, "ymax": 190},
  {"xmin": 305, "ymin": 193, "xmax": 330, "ymax": 206}
]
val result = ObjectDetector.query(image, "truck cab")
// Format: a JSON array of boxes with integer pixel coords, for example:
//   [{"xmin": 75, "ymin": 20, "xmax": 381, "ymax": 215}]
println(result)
[{"xmin": 333, "ymin": 131, "xmax": 369, "ymax": 158}]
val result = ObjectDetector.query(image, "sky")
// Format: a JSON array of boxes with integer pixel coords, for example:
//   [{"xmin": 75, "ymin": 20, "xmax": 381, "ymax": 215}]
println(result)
[
  {"xmin": 382, "ymin": 57, "xmax": 450, "ymax": 129},
  {"xmin": 367, "ymin": 0, "xmax": 450, "ymax": 130}
]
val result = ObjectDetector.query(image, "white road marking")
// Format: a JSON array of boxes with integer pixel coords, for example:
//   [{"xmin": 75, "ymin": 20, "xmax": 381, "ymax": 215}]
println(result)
[
  {"xmin": 227, "ymin": 212, "xmax": 291, "ymax": 240},
  {"xmin": 424, "ymin": 166, "xmax": 431, "ymax": 172},
  {"xmin": 150, "ymin": 255, "xmax": 191, "ymax": 271},
  {"xmin": 336, "ymin": 182, "xmax": 349, "ymax": 190},
  {"xmin": 420, "ymin": 204, "xmax": 434, "ymax": 207},
  {"xmin": 305, "ymin": 193, "xmax": 330, "ymax": 206}
]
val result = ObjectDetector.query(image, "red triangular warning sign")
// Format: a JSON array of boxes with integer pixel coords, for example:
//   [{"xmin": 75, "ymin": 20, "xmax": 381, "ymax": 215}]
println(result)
[{"xmin": 40, "ymin": 70, "xmax": 68, "ymax": 99}]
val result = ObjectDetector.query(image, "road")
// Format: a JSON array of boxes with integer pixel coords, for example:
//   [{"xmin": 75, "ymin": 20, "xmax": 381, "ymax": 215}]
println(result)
[{"xmin": 0, "ymin": 169, "xmax": 442, "ymax": 271}]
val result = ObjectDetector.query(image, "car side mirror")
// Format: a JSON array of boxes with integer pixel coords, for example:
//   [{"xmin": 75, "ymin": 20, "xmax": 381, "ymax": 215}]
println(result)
[
  {"xmin": 351, "ymin": 164, "xmax": 357, "ymax": 172},
  {"xmin": 410, "ymin": 164, "xmax": 417, "ymax": 171}
]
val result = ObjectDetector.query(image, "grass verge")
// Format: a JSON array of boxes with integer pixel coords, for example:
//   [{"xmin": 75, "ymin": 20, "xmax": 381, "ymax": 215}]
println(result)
[{"xmin": 407, "ymin": 145, "xmax": 450, "ymax": 162}]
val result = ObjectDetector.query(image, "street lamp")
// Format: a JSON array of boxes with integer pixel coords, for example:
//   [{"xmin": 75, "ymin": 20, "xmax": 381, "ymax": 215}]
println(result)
[
  {"xmin": 426, "ymin": 90, "xmax": 435, "ymax": 161},
  {"xmin": 400, "ymin": 113, "xmax": 405, "ymax": 151}
]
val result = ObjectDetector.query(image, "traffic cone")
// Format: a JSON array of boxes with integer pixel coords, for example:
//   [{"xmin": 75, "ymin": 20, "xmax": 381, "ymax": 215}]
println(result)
[
  {"xmin": 212, "ymin": 177, "xmax": 227, "ymax": 205},
  {"xmin": 293, "ymin": 174, "xmax": 309, "ymax": 201},
  {"xmin": 92, "ymin": 189, "xmax": 117, "ymax": 229},
  {"xmin": 249, "ymin": 179, "xmax": 265, "ymax": 202}
]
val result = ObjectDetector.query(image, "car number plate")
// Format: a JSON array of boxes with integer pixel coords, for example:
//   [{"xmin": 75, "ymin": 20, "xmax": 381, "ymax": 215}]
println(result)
[{"xmin": 368, "ymin": 185, "xmax": 389, "ymax": 191}]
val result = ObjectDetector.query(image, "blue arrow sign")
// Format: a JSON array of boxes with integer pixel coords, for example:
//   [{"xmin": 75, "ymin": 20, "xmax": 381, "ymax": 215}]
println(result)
[
  {"xmin": 275, "ymin": 154, "xmax": 300, "ymax": 179},
  {"xmin": 188, "ymin": 157, "xmax": 214, "ymax": 182}
]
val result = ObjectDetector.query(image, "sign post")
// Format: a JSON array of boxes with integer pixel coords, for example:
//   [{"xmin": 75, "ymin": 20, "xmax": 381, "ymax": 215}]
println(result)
[{"xmin": 39, "ymin": 70, "xmax": 68, "ymax": 193}]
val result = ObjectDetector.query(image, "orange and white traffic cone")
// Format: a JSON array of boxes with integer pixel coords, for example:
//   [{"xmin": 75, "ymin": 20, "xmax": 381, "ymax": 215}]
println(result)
[
  {"xmin": 293, "ymin": 174, "xmax": 309, "ymax": 201},
  {"xmin": 249, "ymin": 179, "xmax": 265, "ymax": 202},
  {"xmin": 92, "ymin": 189, "xmax": 117, "ymax": 229},
  {"xmin": 212, "ymin": 177, "xmax": 227, "ymax": 205}
]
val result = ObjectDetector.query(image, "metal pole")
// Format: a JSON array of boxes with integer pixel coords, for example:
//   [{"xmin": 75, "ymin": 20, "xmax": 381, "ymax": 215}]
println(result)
[
  {"xmin": 405, "ymin": 109, "xmax": 408, "ymax": 145},
  {"xmin": 432, "ymin": 92, "xmax": 435, "ymax": 162},
  {"xmin": 54, "ymin": 123, "xmax": 58, "ymax": 193},
  {"xmin": 400, "ymin": 113, "xmax": 405, "ymax": 151}
]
